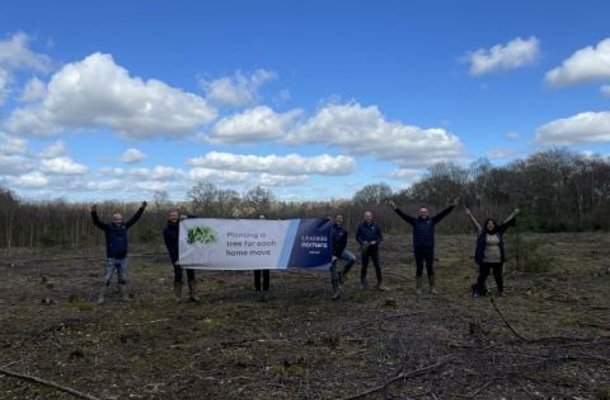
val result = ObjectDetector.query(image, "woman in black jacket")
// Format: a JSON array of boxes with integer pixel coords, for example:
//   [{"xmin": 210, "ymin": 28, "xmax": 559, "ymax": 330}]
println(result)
[{"xmin": 464, "ymin": 207, "xmax": 519, "ymax": 297}]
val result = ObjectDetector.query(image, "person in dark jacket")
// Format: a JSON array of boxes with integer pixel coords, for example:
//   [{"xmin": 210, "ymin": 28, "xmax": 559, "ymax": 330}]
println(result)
[
  {"xmin": 389, "ymin": 198, "xmax": 458, "ymax": 295},
  {"xmin": 91, "ymin": 201, "xmax": 147, "ymax": 304},
  {"xmin": 253, "ymin": 214, "xmax": 270, "ymax": 300},
  {"xmin": 163, "ymin": 210, "xmax": 200, "ymax": 303},
  {"xmin": 330, "ymin": 213, "xmax": 356, "ymax": 300},
  {"xmin": 465, "ymin": 207, "xmax": 519, "ymax": 297},
  {"xmin": 356, "ymin": 211, "xmax": 386, "ymax": 291}
]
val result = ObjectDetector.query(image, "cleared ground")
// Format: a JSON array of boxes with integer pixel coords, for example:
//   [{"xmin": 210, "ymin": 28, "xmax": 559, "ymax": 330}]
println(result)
[{"xmin": 1, "ymin": 233, "xmax": 609, "ymax": 399}]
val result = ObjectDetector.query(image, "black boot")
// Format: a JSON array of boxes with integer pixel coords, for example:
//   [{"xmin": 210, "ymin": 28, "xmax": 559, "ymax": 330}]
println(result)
[{"xmin": 331, "ymin": 279, "xmax": 341, "ymax": 300}]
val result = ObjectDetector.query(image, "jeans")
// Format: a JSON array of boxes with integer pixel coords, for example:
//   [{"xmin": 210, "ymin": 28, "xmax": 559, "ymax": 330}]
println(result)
[
  {"xmin": 361, "ymin": 245, "xmax": 382, "ymax": 282},
  {"xmin": 104, "ymin": 257, "xmax": 127, "ymax": 285},
  {"xmin": 414, "ymin": 248, "xmax": 434, "ymax": 277}
]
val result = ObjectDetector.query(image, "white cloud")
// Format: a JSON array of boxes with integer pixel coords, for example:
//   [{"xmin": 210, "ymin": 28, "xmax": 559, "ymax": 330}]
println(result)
[
  {"xmin": 0, "ymin": 154, "xmax": 35, "ymax": 174},
  {"xmin": 258, "ymin": 173, "xmax": 309, "ymax": 187},
  {"xmin": 208, "ymin": 106, "xmax": 301, "ymax": 143},
  {"xmin": 7, "ymin": 170, "xmax": 49, "ymax": 187},
  {"xmin": 41, "ymin": 140, "xmax": 66, "ymax": 158},
  {"xmin": 0, "ymin": 132, "xmax": 28, "ymax": 154},
  {"xmin": 536, "ymin": 111, "xmax": 610, "ymax": 145},
  {"xmin": 188, "ymin": 151, "xmax": 355, "ymax": 176},
  {"xmin": 391, "ymin": 168, "xmax": 419, "ymax": 179},
  {"xmin": 5, "ymin": 52, "xmax": 217, "ymax": 138},
  {"xmin": 0, "ymin": 68, "xmax": 9, "ymax": 105},
  {"xmin": 40, "ymin": 157, "xmax": 88, "ymax": 175},
  {"xmin": 291, "ymin": 102, "xmax": 463, "ymax": 167},
  {"xmin": 201, "ymin": 69, "xmax": 276, "ymax": 107},
  {"xmin": 465, "ymin": 36, "xmax": 540, "ymax": 75},
  {"xmin": 120, "ymin": 148, "xmax": 146, "ymax": 164},
  {"xmin": 546, "ymin": 38, "xmax": 610, "ymax": 86},
  {"xmin": 187, "ymin": 167, "xmax": 250, "ymax": 183},
  {"xmin": 506, "ymin": 131, "xmax": 521, "ymax": 140},
  {"xmin": 0, "ymin": 32, "xmax": 52, "ymax": 72},
  {"xmin": 20, "ymin": 76, "xmax": 47, "ymax": 102},
  {"xmin": 129, "ymin": 166, "xmax": 184, "ymax": 180},
  {"xmin": 486, "ymin": 147, "xmax": 520, "ymax": 160},
  {"xmin": 601, "ymin": 85, "xmax": 610, "ymax": 96}
]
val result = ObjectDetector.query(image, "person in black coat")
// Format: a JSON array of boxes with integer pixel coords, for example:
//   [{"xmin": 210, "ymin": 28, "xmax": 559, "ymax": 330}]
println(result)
[
  {"xmin": 253, "ymin": 214, "xmax": 270, "ymax": 299},
  {"xmin": 163, "ymin": 210, "xmax": 200, "ymax": 303},
  {"xmin": 356, "ymin": 211, "xmax": 386, "ymax": 290},
  {"xmin": 91, "ymin": 201, "xmax": 147, "ymax": 304},
  {"xmin": 389, "ymin": 198, "xmax": 458, "ymax": 295},
  {"xmin": 465, "ymin": 206, "xmax": 519, "ymax": 297}
]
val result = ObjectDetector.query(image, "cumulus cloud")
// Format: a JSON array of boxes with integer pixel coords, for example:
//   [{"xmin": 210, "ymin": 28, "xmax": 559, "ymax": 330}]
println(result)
[
  {"xmin": 0, "ymin": 68, "xmax": 9, "ymax": 105},
  {"xmin": 40, "ymin": 156, "xmax": 88, "ymax": 174},
  {"xmin": 0, "ymin": 132, "xmax": 28, "ymax": 154},
  {"xmin": 536, "ymin": 111, "xmax": 610, "ymax": 145},
  {"xmin": 0, "ymin": 32, "xmax": 52, "ymax": 72},
  {"xmin": 0, "ymin": 154, "xmax": 35, "ymax": 175},
  {"xmin": 188, "ymin": 151, "xmax": 356, "ymax": 176},
  {"xmin": 391, "ymin": 168, "xmax": 419, "ymax": 179},
  {"xmin": 258, "ymin": 173, "xmax": 309, "ymax": 187},
  {"xmin": 201, "ymin": 69, "xmax": 276, "ymax": 107},
  {"xmin": 486, "ymin": 147, "xmax": 520, "ymax": 160},
  {"xmin": 545, "ymin": 38, "xmax": 610, "ymax": 86},
  {"xmin": 120, "ymin": 148, "xmax": 146, "ymax": 164},
  {"xmin": 208, "ymin": 106, "xmax": 301, "ymax": 143},
  {"xmin": 41, "ymin": 140, "xmax": 66, "ymax": 158},
  {"xmin": 465, "ymin": 36, "xmax": 540, "ymax": 75},
  {"xmin": 187, "ymin": 167, "xmax": 250, "ymax": 183},
  {"xmin": 5, "ymin": 52, "xmax": 217, "ymax": 138},
  {"xmin": 20, "ymin": 76, "xmax": 47, "ymax": 102},
  {"xmin": 6, "ymin": 170, "xmax": 49, "ymax": 187},
  {"xmin": 291, "ymin": 102, "xmax": 463, "ymax": 167}
]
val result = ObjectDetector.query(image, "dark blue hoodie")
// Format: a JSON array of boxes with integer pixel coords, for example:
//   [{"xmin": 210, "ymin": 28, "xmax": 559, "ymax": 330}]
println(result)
[
  {"xmin": 394, "ymin": 205, "xmax": 455, "ymax": 251},
  {"xmin": 92, "ymin": 207, "xmax": 145, "ymax": 258}
]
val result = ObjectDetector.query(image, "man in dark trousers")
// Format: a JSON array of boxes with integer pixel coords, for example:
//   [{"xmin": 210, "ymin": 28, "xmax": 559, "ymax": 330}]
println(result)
[
  {"xmin": 389, "ymin": 198, "xmax": 458, "ymax": 295},
  {"xmin": 330, "ymin": 213, "xmax": 355, "ymax": 300},
  {"xmin": 163, "ymin": 210, "xmax": 200, "ymax": 303},
  {"xmin": 356, "ymin": 210, "xmax": 386, "ymax": 291},
  {"xmin": 91, "ymin": 201, "xmax": 147, "ymax": 304}
]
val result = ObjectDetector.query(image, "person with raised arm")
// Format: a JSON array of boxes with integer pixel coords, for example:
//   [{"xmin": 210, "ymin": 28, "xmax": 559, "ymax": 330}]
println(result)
[
  {"xmin": 464, "ymin": 206, "xmax": 520, "ymax": 297},
  {"xmin": 163, "ymin": 210, "xmax": 200, "ymax": 303},
  {"xmin": 389, "ymin": 198, "xmax": 459, "ymax": 295},
  {"xmin": 91, "ymin": 201, "xmax": 147, "ymax": 304}
]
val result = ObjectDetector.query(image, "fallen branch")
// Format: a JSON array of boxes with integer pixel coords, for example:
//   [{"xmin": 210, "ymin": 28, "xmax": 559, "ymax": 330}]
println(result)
[
  {"xmin": 337, "ymin": 354, "xmax": 460, "ymax": 400},
  {"xmin": 0, "ymin": 367, "xmax": 101, "ymax": 400},
  {"xmin": 124, "ymin": 318, "xmax": 170, "ymax": 326},
  {"xmin": 490, "ymin": 298, "xmax": 529, "ymax": 342}
]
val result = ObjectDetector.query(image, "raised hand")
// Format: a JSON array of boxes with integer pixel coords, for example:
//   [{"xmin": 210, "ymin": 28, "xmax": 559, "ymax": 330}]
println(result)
[
  {"xmin": 141, "ymin": 201, "xmax": 147, "ymax": 209},
  {"xmin": 91, "ymin": 204, "xmax": 98, "ymax": 212}
]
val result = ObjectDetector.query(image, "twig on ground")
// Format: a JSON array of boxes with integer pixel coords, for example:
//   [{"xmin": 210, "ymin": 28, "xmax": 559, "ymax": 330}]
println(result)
[
  {"xmin": 0, "ymin": 366, "xmax": 101, "ymax": 400},
  {"xmin": 337, "ymin": 353, "xmax": 461, "ymax": 400},
  {"xmin": 490, "ymin": 298, "xmax": 529, "ymax": 342},
  {"xmin": 124, "ymin": 318, "xmax": 170, "ymax": 326}
]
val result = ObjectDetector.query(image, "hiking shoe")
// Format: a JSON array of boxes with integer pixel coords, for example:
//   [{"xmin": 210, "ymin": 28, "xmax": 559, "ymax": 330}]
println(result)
[
  {"xmin": 359, "ymin": 281, "xmax": 368, "ymax": 290},
  {"xmin": 96, "ymin": 293, "xmax": 105, "ymax": 305},
  {"xmin": 331, "ymin": 290, "xmax": 341, "ymax": 301}
]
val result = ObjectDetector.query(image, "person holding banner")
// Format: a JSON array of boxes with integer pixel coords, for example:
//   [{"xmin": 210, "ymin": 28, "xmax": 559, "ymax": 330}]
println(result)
[
  {"xmin": 253, "ymin": 214, "xmax": 271, "ymax": 300},
  {"xmin": 356, "ymin": 211, "xmax": 386, "ymax": 291},
  {"xmin": 163, "ymin": 210, "xmax": 200, "ymax": 303},
  {"xmin": 330, "ymin": 213, "xmax": 355, "ymax": 300},
  {"xmin": 389, "ymin": 198, "xmax": 458, "ymax": 295},
  {"xmin": 90, "ymin": 201, "xmax": 147, "ymax": 304}
]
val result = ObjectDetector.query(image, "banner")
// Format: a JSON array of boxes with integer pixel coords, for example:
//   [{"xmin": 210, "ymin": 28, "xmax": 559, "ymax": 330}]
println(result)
[{"xmin": 179, "ymin": 218, "xmax": 332, "ymax": 270}]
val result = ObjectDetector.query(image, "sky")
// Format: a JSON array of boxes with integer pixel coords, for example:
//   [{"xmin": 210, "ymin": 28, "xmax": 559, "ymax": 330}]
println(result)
[{"xmin": 1, "ymin": 0, "xmax": 610, "ymax": 203}]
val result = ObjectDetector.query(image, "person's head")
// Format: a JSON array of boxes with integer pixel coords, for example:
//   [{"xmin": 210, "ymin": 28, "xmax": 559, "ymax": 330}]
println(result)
[
  {"xmin": 363, "ymin": 211, "xmax": 373, "ymax": 223},
  {"xmin": 167, "ymin": 209, "xmax": 179, "ymax": 224},
  {"xmin": 334, "ymin": 213, "xmax": 344, "ymax": 226},
  {"xmin": 111, "ymin": 212, "xmax": 124, "ymax": 226},
  {"xmin": 484, "ymin": 218, "xmax": 497, "ymax": 233},
  {"xmin": 418, "ymin": 206, "xmax": 429, "ymax": 220}
]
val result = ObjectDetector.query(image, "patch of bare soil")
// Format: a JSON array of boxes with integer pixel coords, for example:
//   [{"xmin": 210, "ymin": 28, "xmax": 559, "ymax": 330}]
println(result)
[{"xmin": 0, "ymin": 233, "xmax": 608, "ymax": 399}]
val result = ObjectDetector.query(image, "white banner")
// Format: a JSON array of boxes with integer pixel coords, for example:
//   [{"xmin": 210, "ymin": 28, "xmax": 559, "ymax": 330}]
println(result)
[{"xmin": 179, "ymin": 218, "xmax": 331, "ymax": 270}]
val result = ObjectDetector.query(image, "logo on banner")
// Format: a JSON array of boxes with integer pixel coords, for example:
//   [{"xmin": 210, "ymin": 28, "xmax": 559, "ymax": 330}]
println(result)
[{"xmin": 186, "ymin": 225, "xmax": 219, "ymax": 246}]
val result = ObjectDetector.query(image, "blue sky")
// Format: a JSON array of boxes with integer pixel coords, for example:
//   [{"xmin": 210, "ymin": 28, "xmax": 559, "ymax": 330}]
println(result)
[{"xmin": 1, "ymin": 1, "xmax": 609, "ymax": 202}]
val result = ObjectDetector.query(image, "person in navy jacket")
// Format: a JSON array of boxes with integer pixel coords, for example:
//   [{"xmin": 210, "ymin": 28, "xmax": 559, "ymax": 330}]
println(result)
[
  {"xmin": 91, "ymin": 201, "xmax": 147, "ymax": 304},
  {"xmin": 390, "ymin": 198, "xmax": 458, "ymax": 295},
  {"xmin": 356, "ymin": 211, "xmax": 386, "ymax": 291},
  {"xmin": 330, "ymin": 213, "xmax": 356, "ymax": 300},
  {"xmin": 163, "ymin": 210, "xmax": 200, "ymax": 303}
]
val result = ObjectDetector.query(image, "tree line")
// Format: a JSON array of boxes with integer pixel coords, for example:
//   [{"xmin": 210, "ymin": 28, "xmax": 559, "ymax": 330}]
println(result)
[{"xmin": 1, "ymin": 148, "xmax": 609, "ymax": 249}]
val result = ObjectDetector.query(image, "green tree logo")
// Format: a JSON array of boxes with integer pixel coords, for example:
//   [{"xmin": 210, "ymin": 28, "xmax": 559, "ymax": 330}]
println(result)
[{"xmin": 186, "ymin": 225, "xmax": 218, "ymax": 245}]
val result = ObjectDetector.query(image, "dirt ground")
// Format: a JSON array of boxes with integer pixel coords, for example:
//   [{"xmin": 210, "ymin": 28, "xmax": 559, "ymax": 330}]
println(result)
[{"xmin": 0, "ymin": 233, "xmax": 609, "ymax": 400}]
